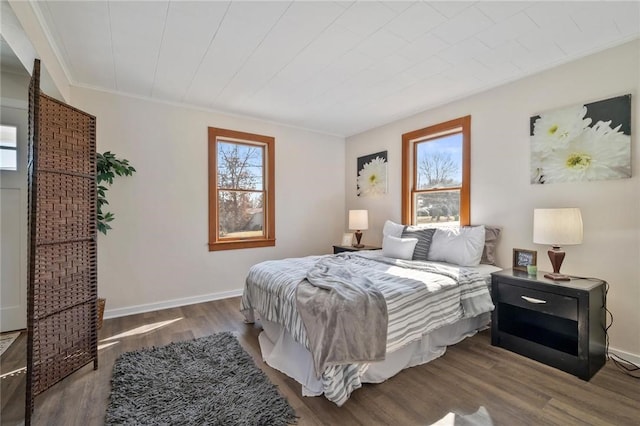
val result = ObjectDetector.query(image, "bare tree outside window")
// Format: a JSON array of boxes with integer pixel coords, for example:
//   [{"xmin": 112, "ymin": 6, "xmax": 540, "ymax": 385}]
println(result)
[{"xmin": 417, "ymin": 151, "xmax": 459, "ymax": 189}]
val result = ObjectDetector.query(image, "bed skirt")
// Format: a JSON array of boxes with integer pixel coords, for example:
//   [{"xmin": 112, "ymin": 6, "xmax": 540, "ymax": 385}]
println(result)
[{"xmin": 258, "ymin": 312, "xmax": 491, "ymax": 398}]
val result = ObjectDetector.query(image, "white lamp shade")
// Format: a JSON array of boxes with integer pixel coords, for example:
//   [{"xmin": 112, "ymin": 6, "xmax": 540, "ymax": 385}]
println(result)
[
  {"xmin": 533, "ymin": 208, "xmax": 583, "ymax": 246},
  {"xmin": 348, "ymin": 210, "xmax": 369, "ymax": 230}
]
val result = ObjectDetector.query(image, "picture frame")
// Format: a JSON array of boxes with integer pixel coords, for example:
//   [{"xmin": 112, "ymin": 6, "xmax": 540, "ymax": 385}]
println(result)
[
  {"xmin": 341, "ymin": 233, "xmax": 354, "ymax": 246},
  {"xmin": 530, "ymin": 94, "xmax": 631, "ymax": 184},
  {"xmin": 357, "ymin": 151, "xmax": 387, "ymax": 197},
  {"xmin": 513, "ymin": 248, "xmax": 537, "ymax": 272}
]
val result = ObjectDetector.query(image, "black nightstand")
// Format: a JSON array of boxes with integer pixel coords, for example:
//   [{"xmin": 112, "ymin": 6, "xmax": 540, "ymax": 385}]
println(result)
[
  {"xmin": 490, "ymin": 269, "xmax": 606, "ymax": 380},
  {"xmin": 333, "ymin": 245, "xmax": 381, "ymax": 254}
]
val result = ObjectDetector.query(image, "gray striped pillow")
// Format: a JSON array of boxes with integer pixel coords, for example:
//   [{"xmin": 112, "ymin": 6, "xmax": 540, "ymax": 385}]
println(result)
[{"xmin": 401, "ymin": 226, "xmax": 435, "ymax": 260}]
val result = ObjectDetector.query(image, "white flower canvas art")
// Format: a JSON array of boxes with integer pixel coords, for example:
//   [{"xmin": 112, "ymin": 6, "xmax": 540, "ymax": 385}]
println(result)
[
  {"xmin": 357, "ymin": 151, "xmax": 387, "ymax": 197},
  {"xmin": 531, "ymin": 95, "xmax": 631, "ymax": 184}
]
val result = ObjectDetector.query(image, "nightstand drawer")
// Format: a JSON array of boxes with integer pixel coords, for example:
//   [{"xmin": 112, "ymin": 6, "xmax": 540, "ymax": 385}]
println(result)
[{"xmin": 497, "ymin": 283, "xmax": 578, "ymax": 321}]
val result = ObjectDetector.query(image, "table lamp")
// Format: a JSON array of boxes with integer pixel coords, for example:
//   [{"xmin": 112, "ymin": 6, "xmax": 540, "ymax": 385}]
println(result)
[
  {"xmin": 533, "ymin": 208, "xmax": 583, "ymax": 281},
  {"xmin": 349, "ymin": 210, "xmax": 369, "ymax": 248}
]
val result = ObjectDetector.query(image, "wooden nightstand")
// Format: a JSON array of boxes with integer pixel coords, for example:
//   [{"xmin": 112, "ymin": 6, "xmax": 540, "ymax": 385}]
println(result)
[
  {"xmin": 333, "ymin": 245, "xmax": 381, "ymax": 254},
  {"xmin": 490, "ymin": 269, "xmax": 606, "ymax": 380}
]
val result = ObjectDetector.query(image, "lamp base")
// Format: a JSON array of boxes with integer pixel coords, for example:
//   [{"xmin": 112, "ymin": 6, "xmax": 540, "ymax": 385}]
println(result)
[
  {"xmin": 548, "ymin": 247, "xmax": 566, "ymax": 273},
  {"xmin": 352, "ymin": 230, "xmax": 364, "ymax": 248},
  {"xmin": 543, "ymin": 273, "xmax": 571, "ymax": 281}
]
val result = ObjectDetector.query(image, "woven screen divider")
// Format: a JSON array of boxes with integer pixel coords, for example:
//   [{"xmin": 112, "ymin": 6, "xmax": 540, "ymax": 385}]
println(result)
[{"xmin": 26, "ymin": 59, "xmax": 98, "ymax": 424}]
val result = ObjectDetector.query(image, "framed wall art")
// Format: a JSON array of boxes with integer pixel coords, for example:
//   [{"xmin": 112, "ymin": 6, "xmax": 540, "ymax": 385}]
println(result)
[
  {"xmin": 530, "ymin": 94, "xmax": 631, "ymax": 184},
  {"xmin": 357, "ymin": 150, "xmax": 387, "ymax": 197}
]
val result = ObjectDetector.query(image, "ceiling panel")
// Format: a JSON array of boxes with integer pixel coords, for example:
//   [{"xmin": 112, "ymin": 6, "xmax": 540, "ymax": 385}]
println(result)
[
  {"xmin": 29, "ymin": 1, "xmax": 640, "ymax": 137},
  {"xmin": 334, "ymin": 1, "xmax": 397, "ymax": 36},
  {"xmin": 475, "ymin": 12, "xmax": 537, "ymax": 49},
  {"xmin": 475, "ymin": 1, "xmax": 532, "ymax": 23},
  {"xmin": 271, "ymin": 24, "xmax": 363, "ymax": 85},
  {"xmin": 437, "ymin": 38, "xmax": 490, "ymax": 66},
  {"xmin": 384, "ymin": 2, "xmax": 446, "ymax": 42},
  {"xmin": 397, "ymin": 33, "xmax": 449, "ymax": 63},
  {"xmin": 151, "ymin": 1, "xmax": 230, "ymax": 101},
  {"xmin": 215, "ymin": 1, "xmax": 345, "ymax": 108},
  {"xmin": 431, "ymin": 6, "xmax": 495, "ymax": 45},
  {"xmin": 615, "ymin": 5, "xmax": 640, "ymax": 36},
  {"xmin": 109, "ymin": 1, "xmax": 168, "ymax": 96},
  {"xmin": 185, "ymin": 1, "xmax": 290, "ymax": 106},
  {"xmin": 355, "ymin": 30, "xmax": 407, "ymax": 59},
  {"xmin": 429, "ymin": 1, "xmax": 476, "ymax": 19},
  {"xmin": 39, "ymin": 1, "xmax": 115, "ymax": 89}
]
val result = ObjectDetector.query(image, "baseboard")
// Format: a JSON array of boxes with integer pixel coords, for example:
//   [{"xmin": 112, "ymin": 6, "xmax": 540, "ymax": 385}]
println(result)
[
  {"xmin": 608, "ymin": 346, "xmax": 640, "ymax": 366},
  {"xmin": 103, "ymin": 289, "xmax": 243, "ymax": 320}
]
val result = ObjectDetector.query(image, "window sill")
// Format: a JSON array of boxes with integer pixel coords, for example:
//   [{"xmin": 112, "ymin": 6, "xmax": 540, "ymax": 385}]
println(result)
[{"xmin": 208, "ymin": 238, "xmax": 275, "ymax": 251}]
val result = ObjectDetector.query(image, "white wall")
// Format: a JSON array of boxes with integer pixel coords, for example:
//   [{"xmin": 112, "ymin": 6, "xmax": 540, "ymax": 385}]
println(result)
[
  {"xmin": 70, "ymin": 87, "xmax": 345, "ymax": 317},
  {"xmin": 346, "ymin": 40, "xmax": 640, "ymax": 359},
  {"xmin": 1, "ymin": 70, "xmax": 29, "ymax": 104}
]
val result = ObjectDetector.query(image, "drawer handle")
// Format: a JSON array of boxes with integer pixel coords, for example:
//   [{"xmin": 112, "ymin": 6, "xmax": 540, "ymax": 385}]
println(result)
[{"xmin": 521, "ymin": 295, "xmax": 547, "ymax": 304}]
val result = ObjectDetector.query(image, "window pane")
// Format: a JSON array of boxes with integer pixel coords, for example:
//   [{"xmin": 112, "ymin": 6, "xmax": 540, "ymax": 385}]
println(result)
[
  {"xmin": 1, "ymin": 125, "xmax": 17, "ymax": 171},
  {"xmin": 416, "ymin": 133, "xmax": 462, "ymax": 189},
  {"xmin": 218, "ymin": 191, "xmax": 264, "ymax": 238},
  {"xmin": 415, "ymin": 190, "xmax": 461, "ymax": 227},
  {"xmin": 0, "ymin": 148, "xmax": 17, "ymax": 170},
  {"xmin": 217, "ymin": 141, "xmax": 264, "ymax": 190},
  {"xmin": 0, "ymin": 125, "xmax": 17, "ymax": 148}
]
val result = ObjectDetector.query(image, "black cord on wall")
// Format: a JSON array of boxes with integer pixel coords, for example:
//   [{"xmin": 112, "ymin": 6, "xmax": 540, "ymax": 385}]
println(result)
[{"xmin": 571, "ymin": 276, "xmax": 640, "ymax": 379}]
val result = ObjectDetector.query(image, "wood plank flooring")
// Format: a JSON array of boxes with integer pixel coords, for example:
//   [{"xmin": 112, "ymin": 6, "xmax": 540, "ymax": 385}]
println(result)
[{"xmin": 1, "ymin": 297, "xmax": 638, "ymax": 425}]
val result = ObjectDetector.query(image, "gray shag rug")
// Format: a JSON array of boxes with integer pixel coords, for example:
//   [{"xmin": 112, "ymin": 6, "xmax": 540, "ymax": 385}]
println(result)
[{"xmin": 105, "ymin": 332, "xmax": 297, "ymax": 425}]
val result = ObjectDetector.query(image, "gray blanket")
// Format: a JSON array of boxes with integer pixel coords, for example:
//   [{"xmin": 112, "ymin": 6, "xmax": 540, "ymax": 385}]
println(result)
[{"xmin": 295, "ymin": 254, "xmax": 388, "ymax": 377}]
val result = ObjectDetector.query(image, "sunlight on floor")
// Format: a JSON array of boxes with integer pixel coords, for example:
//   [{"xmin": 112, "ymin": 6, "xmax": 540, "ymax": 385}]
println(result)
[
  {"xmin": 429, "ymin": 406, "xmax": 493, "ymax": 426},
  {"xmin": 100, "ymin": 317, "xmax": 183, "ymax": 342},
  {"xmin": 98, "ymin": 341, "xmax": 120, "ymax": 351}
]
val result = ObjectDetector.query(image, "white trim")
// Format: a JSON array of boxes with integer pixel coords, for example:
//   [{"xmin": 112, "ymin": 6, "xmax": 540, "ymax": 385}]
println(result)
[
  {"xmin": 22, "ymin": 0, "xmax": 74, "ymax": 85},
  {"xmin": 609, "ymin": 346, "xmax": 640, "ymax": 366},
  {"xmin": 71, "ymin": 82, "xmax": 345, "ymax": 139},
  {"xmin": 103, "ymin": 289, "xmax": 243, "ymax": 320}
]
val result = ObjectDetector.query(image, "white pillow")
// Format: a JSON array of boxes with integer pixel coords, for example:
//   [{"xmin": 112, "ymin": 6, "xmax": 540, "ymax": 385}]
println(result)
[
  {"xmin": 382, "ymin": 235, "xmax": 418, "ymax": 260},
  {"xmin": 382, "ymin": 220, "xmax": 405, "ymax": 238},
  {"xmin": 427, "ymin": 225, "xmax": 485, "ymax": 266}
]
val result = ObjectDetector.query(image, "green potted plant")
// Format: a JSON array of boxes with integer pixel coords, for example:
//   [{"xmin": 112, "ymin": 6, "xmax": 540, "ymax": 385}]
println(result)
[
  {"xmin": 96, "ymin": 151, "xmax": 136, "ymax": 328},
  {"xmin": 97, "ymin": 151, "xmax": 136, "ymax": 234}
]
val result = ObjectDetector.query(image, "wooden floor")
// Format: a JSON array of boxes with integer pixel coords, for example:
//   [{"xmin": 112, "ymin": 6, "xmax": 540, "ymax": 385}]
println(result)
[{"xmin": 1, "ymin": 297, "xmax": 638, "ymax": 426}]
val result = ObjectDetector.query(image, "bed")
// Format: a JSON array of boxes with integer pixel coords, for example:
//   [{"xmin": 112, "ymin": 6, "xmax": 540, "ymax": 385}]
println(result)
[{"xmin": 240, "ymin": 222, "xmax": 501, "ymax": 406}]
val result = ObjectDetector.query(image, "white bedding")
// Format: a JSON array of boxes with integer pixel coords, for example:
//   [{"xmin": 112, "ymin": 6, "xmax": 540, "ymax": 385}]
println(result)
[
  {"xmin": 241, "ymin": 250, "xmax": 499, "ymax": 405},
  {"xmin": 258, "ymin": 313, "xmax": 491, "ymax": 397}
]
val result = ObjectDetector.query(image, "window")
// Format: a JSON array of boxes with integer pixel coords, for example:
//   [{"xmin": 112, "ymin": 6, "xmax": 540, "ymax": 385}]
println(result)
[
  {"xmin": 0, "ymin": 125, "xmax": 18, "ymax": 171},
  {"xmin": 208, "ymin": 127, "xmax": 275, "ymax": 251},
  {"xmin": 402, "ymin": 116, "xmax": 470, "ymax": 227}
]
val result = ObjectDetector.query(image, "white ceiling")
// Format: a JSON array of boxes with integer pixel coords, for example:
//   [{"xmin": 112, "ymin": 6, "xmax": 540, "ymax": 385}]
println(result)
[{"xmin": 31, "ymin": 1, "xmax": 640, "ymax": 136}]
